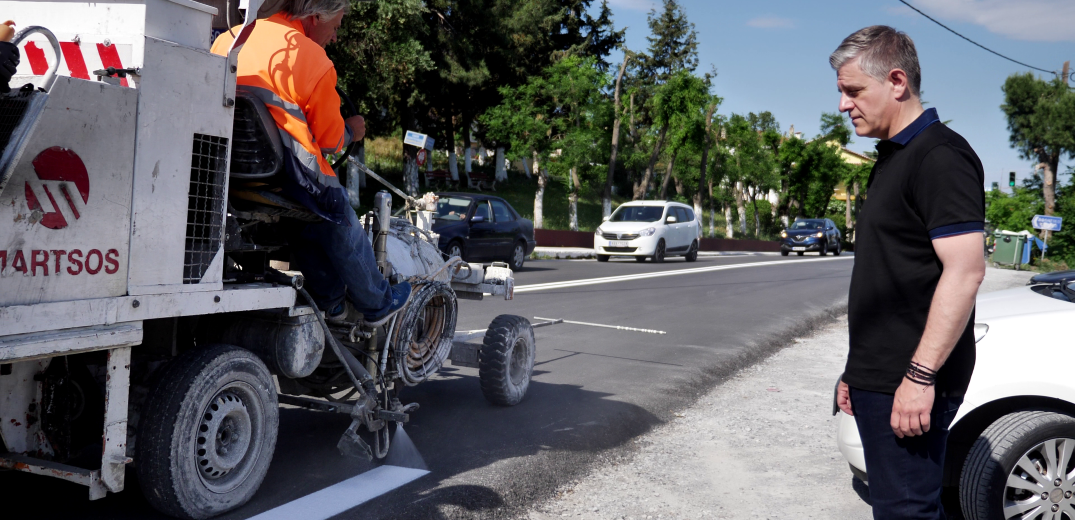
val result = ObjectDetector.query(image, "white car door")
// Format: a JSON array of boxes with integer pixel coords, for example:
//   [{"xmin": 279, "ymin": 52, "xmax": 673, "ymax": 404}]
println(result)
[{"xmin": 670, "ymin": 207, "xmax": 689, "ymax": 250}]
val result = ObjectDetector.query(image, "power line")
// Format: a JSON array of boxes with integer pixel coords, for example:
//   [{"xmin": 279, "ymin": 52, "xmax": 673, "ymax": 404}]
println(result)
[{"xmin": 897, "ymin": 0, "xmax": 1057, "ymax": 75}]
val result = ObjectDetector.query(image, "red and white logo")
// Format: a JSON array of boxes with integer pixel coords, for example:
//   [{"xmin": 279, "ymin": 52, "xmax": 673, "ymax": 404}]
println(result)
[{"xmin": 24, "ymin": 147, "xmax": 89, "ymax": 230}]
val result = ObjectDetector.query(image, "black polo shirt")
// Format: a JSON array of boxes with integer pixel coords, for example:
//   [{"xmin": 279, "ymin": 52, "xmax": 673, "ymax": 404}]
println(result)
[{"xmin": 844, "ymin": 108, "xmax": 985, "ymax": 397}]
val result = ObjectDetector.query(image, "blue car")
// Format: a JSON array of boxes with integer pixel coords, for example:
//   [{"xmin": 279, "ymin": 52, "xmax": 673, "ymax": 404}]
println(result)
[
  {"xmin": 433, "ymin": 193, "xmax": 537, "ymax": 270},
  {"xmin": 780, "ymin": 218, "xmax": 842, "ymax": 256}
]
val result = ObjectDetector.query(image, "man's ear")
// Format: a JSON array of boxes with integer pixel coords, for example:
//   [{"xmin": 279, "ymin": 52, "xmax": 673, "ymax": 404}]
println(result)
[{"xmin": 888, "ymin": 68, "xmax": 911, "ymax": 100}]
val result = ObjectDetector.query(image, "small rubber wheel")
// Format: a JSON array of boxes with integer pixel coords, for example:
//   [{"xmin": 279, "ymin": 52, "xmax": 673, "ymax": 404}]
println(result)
[
  {"xmin": 479, "ymin": 315, "xmax": 536, "ymax": 406},
  {"xmin": 960, "ymin": 411, "xmax": 1075, "ymax": 520},
  {"xmin": 634, "ymin": 256, "xmax": 647, "ymax": 263},
  {"xmin": 445, "ymin": 240, "xmax": 465, "ymax": 261},
  {"xmin": 508, "ymin": 241, "xmax": 526, "ymax": 271},
  {"xmin": 652, "ymin": 239, "xmax": 666, "ymax": 263},
  {"xmin": 685, "ymin": 241, "xmax": 699, "ymax": 262},
  {"xmin": 137, "ymin": 344, "xmax": 279, "ymax": 520},
  {"xmin": 597, "ymin": 254, "xmax": 610, "ymax": 262},
  {"xmin": 819, "ymin": 243, "xmax": 827, "ymax": 256},
  {"xmin": 781, "ymin": 250, "xmax": 789, "ymax": 257},
  {"xmin": 834, "ymin": 242, "xmax": 842, "ymax": 256},
  {"xmin": 797, "ymin": 251, "xmax": 804, "ymax": 256}
]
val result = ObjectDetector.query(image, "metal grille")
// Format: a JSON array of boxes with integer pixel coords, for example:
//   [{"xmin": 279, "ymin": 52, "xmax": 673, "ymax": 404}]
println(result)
[
  {"xmin": 603, "ymin": 247, "xmax": 638, "ymax": 253},
  {"xmin": 184, "ymin": 134, "xmax": 228, "ymax": 283},
  {"xmin": 0, "ymin": 93, "xmax": 32, "ymax": 152},
  {"xmin": 601, "ymin": 233, "xmax": 640, "ymax": 240}
]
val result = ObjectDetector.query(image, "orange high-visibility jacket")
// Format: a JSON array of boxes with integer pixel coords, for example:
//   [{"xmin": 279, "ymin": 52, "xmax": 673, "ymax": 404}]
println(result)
[{"xmin": 212, "ymin": 13, "xmax": 351, "ymax": 218}]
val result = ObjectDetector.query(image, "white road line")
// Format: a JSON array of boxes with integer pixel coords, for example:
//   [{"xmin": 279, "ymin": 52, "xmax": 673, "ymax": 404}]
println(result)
[
  {"xmin": 248, "ymin": 465, "xmax": 429, "ymax": 520},
  {"xmin": 514, "ymin": 256, "xmax": 852, "ymax": 293}
]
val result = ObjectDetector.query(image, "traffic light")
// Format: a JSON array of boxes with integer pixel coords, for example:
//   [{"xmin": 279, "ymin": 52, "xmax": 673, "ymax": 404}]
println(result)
[{"xmin": 1009, "ymin": 172, "xmax": 1016, "ymax": 188}]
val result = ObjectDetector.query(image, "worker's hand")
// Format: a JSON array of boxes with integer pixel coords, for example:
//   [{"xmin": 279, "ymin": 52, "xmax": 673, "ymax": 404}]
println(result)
[
  {"xmin": 891, "ymin": 378, "xmax": 934, "ymax": 438},
  {"xmin": 0, "ymin": 41, "xmax": 20, "ymax": 94},
  {"xmin": 837, "ymin": 380, "xmax": 853, "ymax": 416},
  {"xmin": 345, "ymin": 115, "xmax": 365, "ymax": 143}
]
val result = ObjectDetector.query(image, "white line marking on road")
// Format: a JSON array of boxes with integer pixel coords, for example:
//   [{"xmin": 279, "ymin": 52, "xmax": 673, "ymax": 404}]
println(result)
[
  {"xmin": 248, "ymin": 465, "xmax": 429, "ymax": 520},
  {"xmin": 515, "ymin": 256, "xmax": 852, "ymax": 293},
  {"xmin": 533, "ymin": 316, "xmax": 667, "ymax": 335}
]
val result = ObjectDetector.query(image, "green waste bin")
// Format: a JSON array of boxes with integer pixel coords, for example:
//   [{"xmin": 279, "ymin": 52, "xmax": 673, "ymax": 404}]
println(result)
[{"xmin": 992, "ymin": 231, "xmax": 1027, "ymax": 269}]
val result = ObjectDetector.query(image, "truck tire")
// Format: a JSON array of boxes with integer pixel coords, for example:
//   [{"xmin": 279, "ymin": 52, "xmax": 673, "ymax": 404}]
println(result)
[
  {"xmin": 959, "ymin": 410, "xmax": 1075, "ymax": 520},
  {"xmin": 137, "ymin": 344, "xmax": 279, "ymax": 520},
  {"xmin": 479, "ymin": 315, "xmax": 536, "ymax": 406}
]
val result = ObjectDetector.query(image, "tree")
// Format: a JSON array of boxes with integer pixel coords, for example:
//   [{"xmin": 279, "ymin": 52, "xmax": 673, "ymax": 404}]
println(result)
[
  {"xmin": 641, "ymin": 0, "xmax": 699, "ymax": 82},
  {"xmin": 634, "ymin": 70, "xmax": 708, "ymax": 199},
  {"xmin": 1001, "ymin": 73, "xmax": 1075, "ymax": 218},
  {"xmin": 724, "ymin": 114, "xmax": 779, "ymax": 237}
]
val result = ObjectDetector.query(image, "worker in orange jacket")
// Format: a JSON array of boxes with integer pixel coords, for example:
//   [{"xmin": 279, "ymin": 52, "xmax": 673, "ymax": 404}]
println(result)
[{"xmin": 213, "ymin": 0, "xmax": 409, "ymax": 325}]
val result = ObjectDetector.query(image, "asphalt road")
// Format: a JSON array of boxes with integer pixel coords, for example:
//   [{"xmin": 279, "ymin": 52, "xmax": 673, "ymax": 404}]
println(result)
[{"xmin": 5, "ymin": 253, "xmax": 854, "ymax": 520}]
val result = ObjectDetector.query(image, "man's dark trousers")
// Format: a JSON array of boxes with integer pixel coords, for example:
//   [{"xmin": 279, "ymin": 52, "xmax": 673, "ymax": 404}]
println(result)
[{"xmin": 850, "ymin": 387, "xmax": 963, "ymax": 520}]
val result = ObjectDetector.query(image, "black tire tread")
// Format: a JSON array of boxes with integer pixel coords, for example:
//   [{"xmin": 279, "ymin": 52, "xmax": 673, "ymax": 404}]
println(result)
[
  {"xmin": 136, "ymin": 344, "xmax": 277, "ymax": 520},
  {"xmin": 478, "ymin": 315, "xmax": 535, "ymax": 406},
  {"xmin": 959, "ymin": 410, "xmax": 1071, "ymax": 520}
]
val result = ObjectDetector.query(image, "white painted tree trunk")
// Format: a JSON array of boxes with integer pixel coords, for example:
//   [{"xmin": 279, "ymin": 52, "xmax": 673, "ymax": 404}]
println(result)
[
  {"xmin": 495, "ymin": 147, "xmax": 507, "ymax": 181},
  {"xmin": 464, "ymin": 147, "xmax": 472, "ymax": 174},
  {"xmin": 568, "ymin": 192, "xmax": 578, "ymax": 231},
  {"xmin": 403, "ymin": 154, "xmax": 419, "ymax": 196},
  {"xmin": 724, "ymin": 203, "xmax": 734, "ymax": 238},
  {"xmin": 709, "ymin": 206, "xmax": 716, "ymax": 238},
  {"xmin": 519, "ymin": 158, "xmax": 532, "ymax": 178},
  {"xmin": 735, "ymin": 182, "xmax": 747, "ymax": 235},
  {"xmin": 476, "ymin": 147, "xmax": 486, "ymax": 166},
  {"xmin": 449, "ymin": 148, "xmax": 459, "ymax": 181},
  {"xmin": 534, "ymin": 157, "xmax": 545, "ymax": 230}
]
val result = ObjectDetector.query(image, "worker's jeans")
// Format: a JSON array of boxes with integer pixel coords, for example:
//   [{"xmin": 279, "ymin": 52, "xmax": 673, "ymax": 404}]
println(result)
[
  {"xmin": 849, "ymin": 386, "xmax": 962, "ymax": 520},
  {"xmin": 287, "ymin": 205, "xmax": 393, "ymax": 316}
]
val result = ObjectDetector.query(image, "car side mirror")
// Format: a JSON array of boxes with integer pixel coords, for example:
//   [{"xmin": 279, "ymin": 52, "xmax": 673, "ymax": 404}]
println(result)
[
  {"xmin": 471, "ymin": 215, "xmax": 485, "ymax": 223},
  {"xmin": 665, "ymin": 216, "xmax": 677, "ymax": 224}
]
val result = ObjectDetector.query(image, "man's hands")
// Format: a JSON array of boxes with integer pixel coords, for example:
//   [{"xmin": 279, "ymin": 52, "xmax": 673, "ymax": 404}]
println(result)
[
  {"xmin": 891, "ymin": 377, "xmax": 934, "ymax": 438},
  {"xmin": 0, "ymin": 41, "xmax": 21, "ymax": 94},
  {"xmin": 837, "ymin": 380, "xmax": 853, "ymax": 416},
  {"xmin": 345, "ymin": 115, "xmax": 365, "ymax": 143}
]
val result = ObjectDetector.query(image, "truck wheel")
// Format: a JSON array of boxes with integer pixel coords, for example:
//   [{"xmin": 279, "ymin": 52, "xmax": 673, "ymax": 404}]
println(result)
[
  {"xmin": 959, "ymin": 411, "xmax": 1075, "ymax": 520},
  {"xmin": 137, "ymin": 344, "xmax": 279, "ymax": 520},
  {"xmin": 479, "ymin": 315, "xmax": 536, "ymax": 406}
]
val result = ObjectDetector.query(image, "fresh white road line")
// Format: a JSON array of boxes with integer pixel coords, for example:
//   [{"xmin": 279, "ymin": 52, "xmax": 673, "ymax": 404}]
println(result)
[
  {"xmin": 514, "ymin": 256, "xmax": 852, "ymax": 293},
  {"xmin": 248, "ymin": 465, "xmax": 429, "ymax": 520},
  {"xmin": 533, "ymin": 316, "xmax": 667, "ymax": 335}
]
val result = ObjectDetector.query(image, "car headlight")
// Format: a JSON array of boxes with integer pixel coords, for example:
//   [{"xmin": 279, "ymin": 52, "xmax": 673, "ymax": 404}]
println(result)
[
  {"xmin": 595, "ymin": 227, "xmax": 603, "ymax": 235},
  {"xmin": 639, "ymin": 227, "xmax": 656, "ymax": 237},
  {"xmin": 780, "ymin": 231, "xmax": 787, "ymax": 238},
  {"xmin": 974, "ymin": 323, "xmax": 989, "ymax": 343},
  {"xmin": 816, "ymin": 232, "xmax": 824, "ymax": 238}
]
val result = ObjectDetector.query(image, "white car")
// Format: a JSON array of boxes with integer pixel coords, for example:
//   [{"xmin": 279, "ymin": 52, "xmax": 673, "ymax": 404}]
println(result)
[
  {"xmin": 836, "ymin": 271, "xmax": 1075, "ymax": 520},
  {"xmin": 594, "ymin": 201, "xmax": 702, "ymax": 263}
]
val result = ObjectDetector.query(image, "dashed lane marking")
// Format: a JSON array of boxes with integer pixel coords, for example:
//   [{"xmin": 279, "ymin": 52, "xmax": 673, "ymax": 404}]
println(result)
[
  {"xmin": 248, "ymin": 465, "xmax": 429, "ymax": 520},
  {"xmin": 514, "ymin": 256, "xmax": 852, "ymax": 293}
]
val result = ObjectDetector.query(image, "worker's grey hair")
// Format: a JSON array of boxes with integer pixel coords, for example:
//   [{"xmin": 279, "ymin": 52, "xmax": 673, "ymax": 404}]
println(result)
[
  {"xmin": 286, "ymin": 0, "xmax": 349, "ymax": 21},
  {"xmin": 829, "ymin": 25, "xmax": 921, "ymax": 98}
]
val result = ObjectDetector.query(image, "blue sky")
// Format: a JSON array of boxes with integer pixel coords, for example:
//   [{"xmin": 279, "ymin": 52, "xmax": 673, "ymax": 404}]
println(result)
[{"xmin": 594, "ymin": 0, "xmax": 1075, "ymax": 191}]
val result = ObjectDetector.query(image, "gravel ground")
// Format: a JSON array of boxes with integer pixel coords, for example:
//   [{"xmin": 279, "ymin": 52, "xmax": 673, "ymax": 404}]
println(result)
[{"xmin": 522, "ymin": 267, "xmax": 1034, "ymax": 520}]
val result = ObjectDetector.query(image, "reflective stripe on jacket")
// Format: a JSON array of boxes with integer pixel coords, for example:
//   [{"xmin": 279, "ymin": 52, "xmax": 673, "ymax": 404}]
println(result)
[{"xmin": 212, "ymin": 13, "xmax": 350, "ymax": 222}]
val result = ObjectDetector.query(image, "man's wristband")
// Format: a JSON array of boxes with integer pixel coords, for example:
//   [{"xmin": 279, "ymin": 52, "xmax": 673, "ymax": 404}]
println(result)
[{"xmin": 905, "ymin": 361, "xmax": 937, "ymax": 387}]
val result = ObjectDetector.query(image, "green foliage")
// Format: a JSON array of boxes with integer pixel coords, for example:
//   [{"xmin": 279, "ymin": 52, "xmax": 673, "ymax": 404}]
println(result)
[
  {"xmin": 985, "ymin": 187, "xmax": 1043, "ymax": 234},
  {"xmin": 1001, "ymin": 73, "xmax": 1075, "ymax": 165},
  {"xmin": 642, "ymin": 0, "xmax": 699, "ymax": 82}
]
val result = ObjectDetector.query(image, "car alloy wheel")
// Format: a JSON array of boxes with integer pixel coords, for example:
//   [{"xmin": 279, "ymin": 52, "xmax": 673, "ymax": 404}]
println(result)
[
  {"xmin": 653, "ymin": 239, "xmax": 666, "ymax": 263},
  {"xmin": 509, "ymin": 242, "xmax": 526, "ymax": 271},
  {"xmin": 447, "ymin": 241, "xmax": 464, "ymax": 260}
]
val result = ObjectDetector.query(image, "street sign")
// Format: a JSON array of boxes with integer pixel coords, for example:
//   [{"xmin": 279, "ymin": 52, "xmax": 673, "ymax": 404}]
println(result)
[
  {"xmin": 416, "ymin": 148, "xmax": 427, "ymax": 167},
  {"xmin": 404, "ymin": 130, "xmax": 434, "ymax": 150},
  {"xmin": 1032, "ymin": 215, "xmax": 1063, "ymax": 231}
]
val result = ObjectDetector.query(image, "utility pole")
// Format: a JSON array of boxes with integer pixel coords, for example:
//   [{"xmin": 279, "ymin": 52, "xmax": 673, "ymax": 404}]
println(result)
[{"xmin": 1063, "ymin": 61, "xmax": 1070, "ymax": 86}]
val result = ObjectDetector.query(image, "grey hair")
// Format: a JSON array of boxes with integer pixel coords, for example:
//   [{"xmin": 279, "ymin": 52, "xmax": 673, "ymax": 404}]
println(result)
[
  {"xmin": 829, "ymin": 26, "xmax": 921, "ymax": 98},
  {"xmin": 286, "ymin": 0, "xmax": 349, "ymax": 21}
]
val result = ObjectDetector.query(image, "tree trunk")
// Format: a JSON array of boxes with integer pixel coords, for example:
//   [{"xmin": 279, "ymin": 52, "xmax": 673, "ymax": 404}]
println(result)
[
  {"xmin": 735, "ymin": 182, "xmax": 747, "ymax": 235},
  {"xmin": 447, "ymin": 121, "xmax": 459, "ymax": 181},
  {"xmin": 694, "ymin": 103, "xmax": 715, "ymax": 224},
  {"xmin": 1041, "ymin": 149, "xmax": 1059, "ymax": 217},
  {"xmin": 495, "ymin": 147, "xmax": 507, "ymax": 181},
  {"xmin": 708, "ymin": 179, "xmax": 715, "ymax": 238},
  {"xmin": 605, "ymin": 53, "xmax": 630, "ymax": 218},
  {"xmin": 636, "ymin": 125, "xmax": 669, "ymax": 200},
  {"xmin": 521, "ymin": 158, "xmax": 532, "ymax": 179},
  {"xmin": 659, "ymin": 147, "xmax": 678, "ymax": 200},
  {"xmin": 568, "ymin": 166, "xmax": 581, "ymax": 231},
  {"xmin": 751, "ymin": 190, "xmax": 760, "ymax": 237},
  {"xmin": 533, "ymin": 151, "xmax": 545, "ymax": 229},
  {"xmin": 724, "ymin": 198, "xmax": 734, "ymax": 238}
]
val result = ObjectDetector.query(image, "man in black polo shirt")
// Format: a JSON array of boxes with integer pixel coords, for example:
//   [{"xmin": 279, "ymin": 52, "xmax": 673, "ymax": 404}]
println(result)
[{"xmin": 830, "ymin": 26, "xmax": 986, "ymax": 520}]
